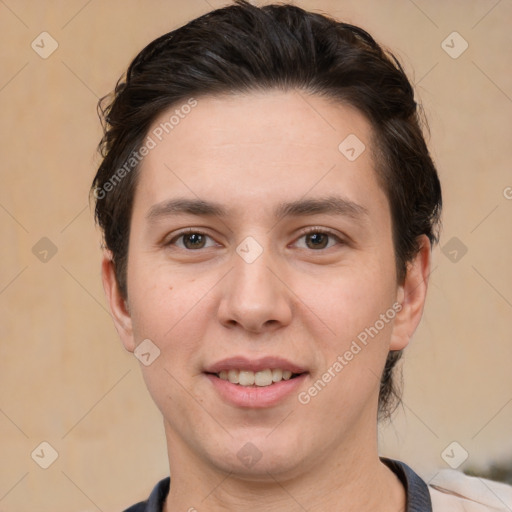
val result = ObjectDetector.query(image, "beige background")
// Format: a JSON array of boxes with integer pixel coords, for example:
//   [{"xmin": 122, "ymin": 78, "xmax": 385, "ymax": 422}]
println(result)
[{"xmin": 0, "ymin": 0, "xmax": 511, "ymax": 510}]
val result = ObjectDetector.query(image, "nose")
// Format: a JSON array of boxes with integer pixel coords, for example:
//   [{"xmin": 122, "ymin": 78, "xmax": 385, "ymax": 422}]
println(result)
[{"xmin": 216, "ymin": 240, "xmax": 293, "ymax": 333}]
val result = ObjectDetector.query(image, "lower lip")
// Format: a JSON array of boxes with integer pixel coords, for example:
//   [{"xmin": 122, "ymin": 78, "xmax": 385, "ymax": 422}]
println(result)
[{"xmin": 205, "ymin": 373, "xmax": 308, "ymax": 408}]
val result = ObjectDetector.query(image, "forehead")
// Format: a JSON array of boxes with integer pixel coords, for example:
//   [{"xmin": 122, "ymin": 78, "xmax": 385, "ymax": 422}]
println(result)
[
  {"xmin": 133, "ymin": 90, "xmax": 388, "ymax": 223},
  {"xmin": 146, "ymin": 90, "xmax": 372, "ymax": 161}
]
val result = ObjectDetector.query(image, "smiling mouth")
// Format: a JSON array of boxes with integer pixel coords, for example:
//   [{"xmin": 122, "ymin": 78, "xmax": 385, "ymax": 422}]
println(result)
[{"xmin": 207, "ymin": 368, "xmax": 305, "ymax": 387}]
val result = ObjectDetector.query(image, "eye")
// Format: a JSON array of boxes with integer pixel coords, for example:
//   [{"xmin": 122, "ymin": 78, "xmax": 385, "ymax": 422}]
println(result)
[
  {"xmin": 167, "ymin": 229, "xmax": 217, "ymax": 250},
  {"xmin": 165, "ymin": 227, "xmax": 344, "ymax": 251},
  {"xmin": 294, "ymin": 227, "xmax": 343, "ymax": 250}
]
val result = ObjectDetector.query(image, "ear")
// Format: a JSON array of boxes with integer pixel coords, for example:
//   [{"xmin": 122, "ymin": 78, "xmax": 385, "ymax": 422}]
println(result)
[
  {"xmin": 101, "ymin": 251, "xmax": 135, "ymax": 352},
  {"xmin": 389, "ymin": 235, "xmax": 431, "ymax": 351}
]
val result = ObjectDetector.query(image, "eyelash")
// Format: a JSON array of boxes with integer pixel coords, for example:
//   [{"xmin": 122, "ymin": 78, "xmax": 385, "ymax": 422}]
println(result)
[{"xmin": 166, "ymin": 227, "xmax": 344, "ymax": 251}]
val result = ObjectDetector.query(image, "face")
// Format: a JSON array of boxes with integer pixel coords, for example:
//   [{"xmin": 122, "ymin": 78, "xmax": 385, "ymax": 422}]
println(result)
[{"xmin": 103, "ymin": 90, "xmax": 429, "ymax": 480}]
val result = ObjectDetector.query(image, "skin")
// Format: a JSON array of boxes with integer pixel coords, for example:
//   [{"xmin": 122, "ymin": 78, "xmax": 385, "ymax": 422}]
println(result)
[{"xmin": 102, "ymin": 90, "xmax": 431, "ymax": 511}]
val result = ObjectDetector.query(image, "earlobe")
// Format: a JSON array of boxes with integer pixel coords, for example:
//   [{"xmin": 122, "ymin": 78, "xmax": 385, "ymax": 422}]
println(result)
[
  {"xmin": 101, "ymin": 251, "xmax": 135, "ymax": 352},
  {"xmin": 389, "ymin": 235, "xmax": 431, "ymax": 351}
]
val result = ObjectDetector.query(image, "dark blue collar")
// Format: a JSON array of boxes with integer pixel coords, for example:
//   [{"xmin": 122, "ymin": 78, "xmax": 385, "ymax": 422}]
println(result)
[{"xmin": 381, "ymin": 457, "xmax": 433, "ymax": 512}]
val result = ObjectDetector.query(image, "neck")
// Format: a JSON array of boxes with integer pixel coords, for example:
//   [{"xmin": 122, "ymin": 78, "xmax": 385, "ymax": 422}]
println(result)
[{"xmin": 162, "ymin": 423, "xmax": 406, "ymax": 512}]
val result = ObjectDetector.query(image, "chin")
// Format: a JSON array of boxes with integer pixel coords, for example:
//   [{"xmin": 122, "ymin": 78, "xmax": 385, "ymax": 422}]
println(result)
[{"xmin": 205, "ymin": 433, "xmax": 308, "ymax": 481}]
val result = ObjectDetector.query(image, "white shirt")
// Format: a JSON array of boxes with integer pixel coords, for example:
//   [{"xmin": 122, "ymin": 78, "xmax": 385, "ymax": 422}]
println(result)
[{"xmin": 429, "ymin": 469, "xmax": 512, "ymax": 511}]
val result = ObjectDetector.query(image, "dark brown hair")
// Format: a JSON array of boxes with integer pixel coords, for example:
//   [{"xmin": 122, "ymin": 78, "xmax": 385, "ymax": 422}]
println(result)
[{"xmin": 91, "ymin": 0, "xmax": 442, "ymax": 421}]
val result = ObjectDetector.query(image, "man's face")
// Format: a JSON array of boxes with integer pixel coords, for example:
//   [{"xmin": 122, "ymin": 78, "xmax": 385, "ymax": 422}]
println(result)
[{"xmin": 105, "ymin": 90, "xmax": 423, "ymax": 478}]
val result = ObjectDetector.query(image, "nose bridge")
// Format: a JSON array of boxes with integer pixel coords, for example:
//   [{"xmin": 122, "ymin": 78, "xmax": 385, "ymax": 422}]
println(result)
[
  {"xmin": 233, "ymin": 235, "xmax": 278, "ymax": 302},
  {"xmin": 217, "ymin": 234, "xmax": 292, "ymax": 331}
]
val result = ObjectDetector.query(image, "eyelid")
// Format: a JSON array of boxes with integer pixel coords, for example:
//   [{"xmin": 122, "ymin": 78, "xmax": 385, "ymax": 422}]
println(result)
[{"xmin": 294, "ymin": 225, "xmax": 343, "ymax": 239}]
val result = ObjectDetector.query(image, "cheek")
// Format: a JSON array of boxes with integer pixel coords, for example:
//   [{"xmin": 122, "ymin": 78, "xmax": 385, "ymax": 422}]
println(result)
[
  {"xmin": 299, "ymin": 270, "xmax": 398, "ymax": 419},
  {"xmin": 127, "ymin": 262, "xmax": 207, "ymax": 410},
  {"xmin": 127, "ymin": 258, "xmax": 211, "ymax": 355},
  {"xmin": 311, "ymin": 258, "xmax": 397, "ymax": 342}
]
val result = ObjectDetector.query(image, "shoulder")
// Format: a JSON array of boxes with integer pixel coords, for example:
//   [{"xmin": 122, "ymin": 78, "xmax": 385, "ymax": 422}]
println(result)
[{"xmin": 428, "ymin": 469, "xmax": 512, "ymax": 511}]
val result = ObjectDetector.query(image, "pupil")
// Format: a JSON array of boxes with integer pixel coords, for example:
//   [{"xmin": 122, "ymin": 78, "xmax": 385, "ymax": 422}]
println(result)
[
  {"xmin": 185, "ymin": 233, "xmax": 204, "ymax": 249},
  {"xmin": 307, "ymin": 233, "xmax": 327, "ymax": 249}
]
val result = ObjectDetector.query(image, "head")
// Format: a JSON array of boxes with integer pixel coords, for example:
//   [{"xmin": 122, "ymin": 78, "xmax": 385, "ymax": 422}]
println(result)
[{"xmin": 92, "ymin": 0, "xmax": 441, "ymax": 478}]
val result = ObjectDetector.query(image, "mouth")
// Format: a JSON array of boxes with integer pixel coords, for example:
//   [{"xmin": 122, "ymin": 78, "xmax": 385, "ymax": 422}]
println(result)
[
  {"xmin": 206, "ymin": 368, "xmax": 305, "ymax": 387},
  {"xmin": 204, "ymin": 371, "xmax": 308, "ymax": 408},
  {"xmin": 203, "ymin": 356, "xmax": 309, "ymax": 407}
]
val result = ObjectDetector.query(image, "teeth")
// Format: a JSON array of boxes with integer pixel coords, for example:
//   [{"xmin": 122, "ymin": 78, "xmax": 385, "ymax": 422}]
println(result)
[
  {"xmin": 227, "ymin": 369, "xmax": 239, "ymax": 384},
  {"xmin": 272, "ymin": 369, "xmax": 283, "ymax": 382},
  {"xmin": 254, "ymin": 369, "xmax": 272, "ymax": 386},
  {"xmin": 216, "ymin": 368, "xmax": 298, "ymax": 387},
  {"xmin": 282, "ymin": 370, "xmax": 292, "ymax": 380},
  {"xmin": 239, "ymin": 371, "xmax": 255, "ymax": 386}
]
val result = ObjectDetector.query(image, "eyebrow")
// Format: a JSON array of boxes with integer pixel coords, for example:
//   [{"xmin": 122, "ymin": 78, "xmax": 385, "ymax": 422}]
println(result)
[{"xmin": 146, "ymin": 196, "xmax": 369, "ymax": 223}]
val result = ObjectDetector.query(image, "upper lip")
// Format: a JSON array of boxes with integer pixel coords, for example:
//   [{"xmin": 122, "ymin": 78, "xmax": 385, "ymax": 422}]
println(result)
[{"xmin": 204, "ymin": 356, "xmax": 308, "ymax": 374}]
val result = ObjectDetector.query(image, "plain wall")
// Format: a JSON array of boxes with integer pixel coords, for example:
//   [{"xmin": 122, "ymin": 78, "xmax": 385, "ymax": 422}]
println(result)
[{"xmin": 1, "ymin": 1, "xmax": 511, "ymax": 510}]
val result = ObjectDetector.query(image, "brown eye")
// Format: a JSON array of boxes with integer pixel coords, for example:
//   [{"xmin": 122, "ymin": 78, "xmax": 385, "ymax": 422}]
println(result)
[
  {"xmin": 181, "ymin": 233, "xmax": 207, "ymax": 249},
  {"xmin": 167, "ymin": 230, "xmax": 216, "ymax": 250},
  {"xmin": 304, "ymin": 232, "xmax": 330, "ymax": 249},
  {"xmin": 295, "ymin": 228, "xmax": 342, "ymax": 251}
]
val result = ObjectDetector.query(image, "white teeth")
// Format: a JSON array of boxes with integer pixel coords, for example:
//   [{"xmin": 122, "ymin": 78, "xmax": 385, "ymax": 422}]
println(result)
[
  {"xmin": 227, "ymin": 369, "xmax": 239, "ymax": 384},
  {"xmin": 238, "ymin": 371, "xmax": 255, "ymax": 386},
  {"xmin": 272, "ymin": 369, "xmax": 283, "ymax": 382},
  {"xmin": 216, "ymin": 368, "xmax": 299, "ymax": 387},
  {"xmin": 254, "ymin": 369, "xmax": 273, "ymax": 386}
]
